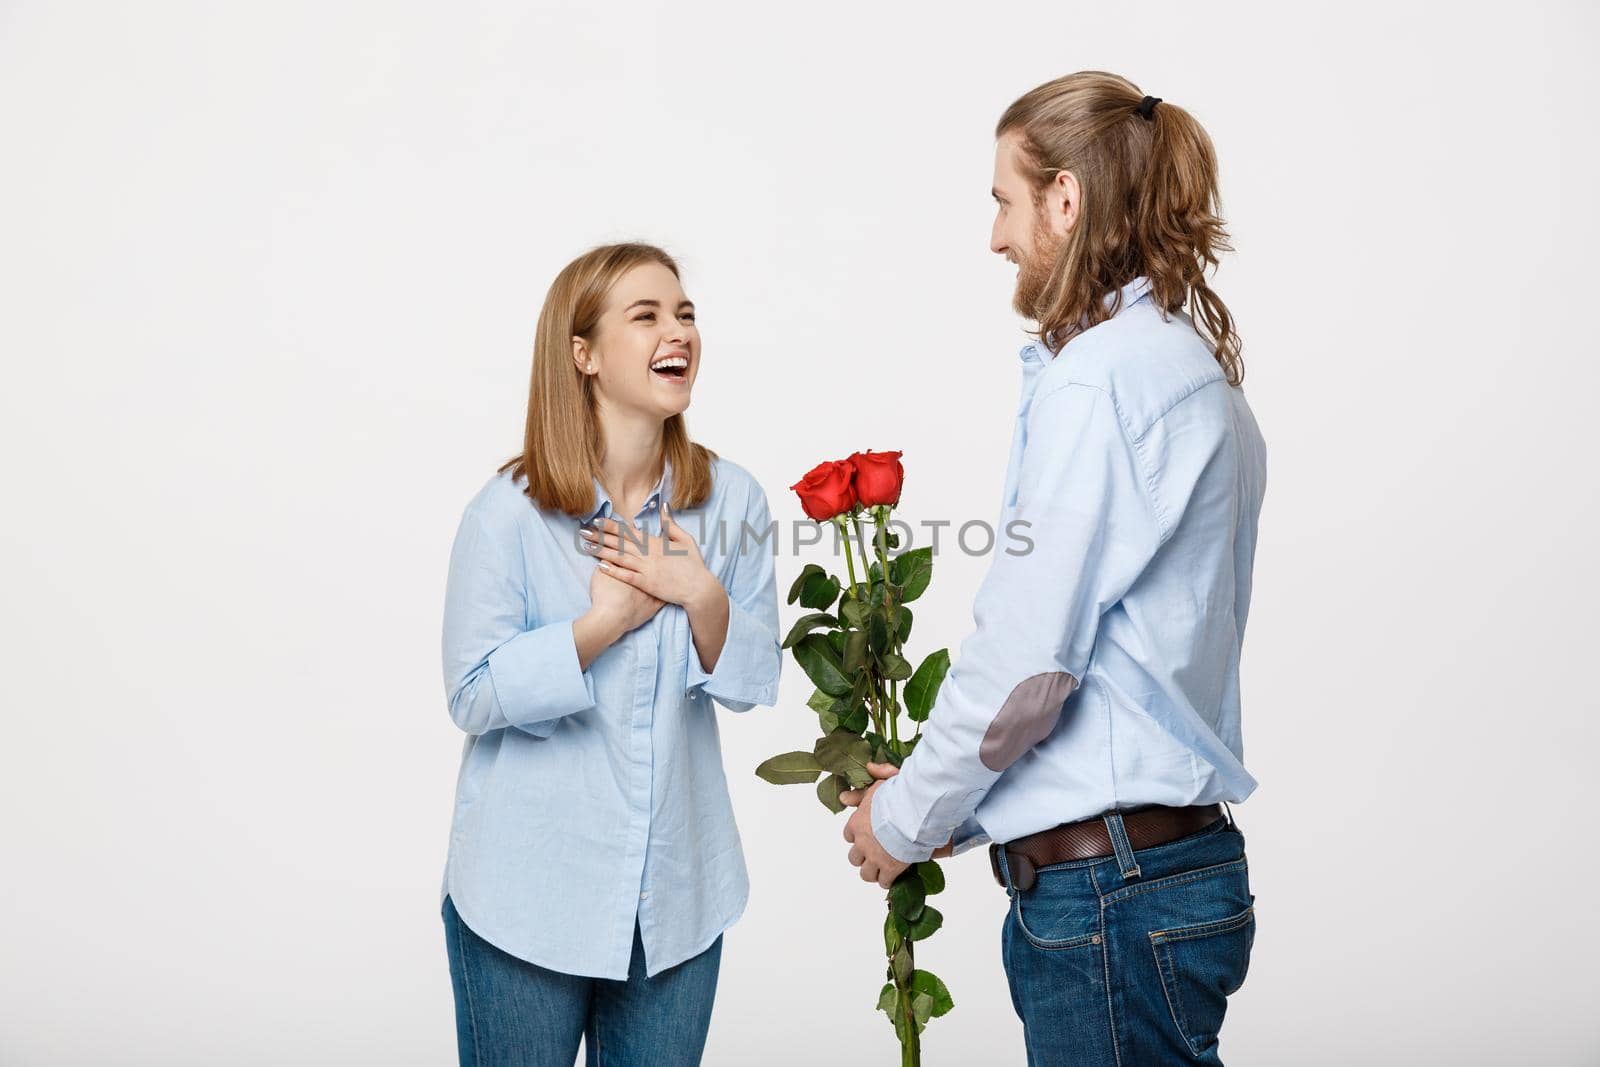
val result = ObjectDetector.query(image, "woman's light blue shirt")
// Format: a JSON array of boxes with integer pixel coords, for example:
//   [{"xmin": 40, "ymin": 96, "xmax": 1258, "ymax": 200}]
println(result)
[{"xmin": 439, "ymin": 455, "xmax": 781, "ymax": 979}]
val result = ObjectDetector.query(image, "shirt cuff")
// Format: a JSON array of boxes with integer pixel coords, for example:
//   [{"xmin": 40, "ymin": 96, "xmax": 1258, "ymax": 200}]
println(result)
[
  {"xmin": 487, "ymin": 618, "xmax": 597, "ymax": 734},
  {"xmin": 948, "ymin": 815, "xmax": 991, "ymax": 856},
  {"xmin": 870, "ymin": 777, "xmax": 935, "ymax": 865},
  {"xmin": 685, "ymin": 592, "xmax": 779, "ymax": 712}
]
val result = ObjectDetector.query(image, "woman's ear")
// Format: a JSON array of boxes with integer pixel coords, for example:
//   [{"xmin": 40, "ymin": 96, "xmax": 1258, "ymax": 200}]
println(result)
[{"xmin": 572, "ymin": 337, "xmax": 595, "ymax": 375}]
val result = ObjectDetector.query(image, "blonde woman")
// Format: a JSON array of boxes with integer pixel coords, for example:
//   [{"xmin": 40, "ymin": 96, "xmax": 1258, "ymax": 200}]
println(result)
[{"xmin": 438, "ymin": 243, "xmax": 780, "ymax": 1066}]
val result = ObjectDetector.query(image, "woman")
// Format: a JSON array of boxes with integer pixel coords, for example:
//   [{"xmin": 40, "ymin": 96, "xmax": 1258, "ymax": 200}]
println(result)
[{"xmin": 438, "ymin": 242, "xmax": 781, "ymax": 1066}]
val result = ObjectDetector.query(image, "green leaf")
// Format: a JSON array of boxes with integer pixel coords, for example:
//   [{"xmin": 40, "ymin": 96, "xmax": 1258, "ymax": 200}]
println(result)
[
  {"xmin": 876, "ymin": 982, "xmax": 897, "ymax": 1017},
  {"xmin": 884, "ymin": 912, "xmax": 903, "ymax": 956},
  {"xmin": 782, "ymin": 612, "xmax": 839, "ymax": 649},
  {"xmin": 917, "ymin": 860, "xmax": 945, "ymax": 895},
  {"xmin": 897, "ymin": 605, "xmax": 913, "ymax": 643},
  {"xmin": 826, "ymin": 629, "xmax": 847, "ymax": 657},
  {"xmin": 878, "ymin": 651, "xmax": 913, "ymax": 681},
  {"xmin": 814, "ymin": 730, "xmax": 874, "ymax": 788},
  {"xmin": 891, "ymin": 943, "xmax": 913, "ymax": 984},
  {"xmin": 843, "ymin": 630, "xmax": 869, "ymax": 675},
  {"xmin": 815, "ymin": 772, "xmax": 845, "ymax": 813},
  {"xmin": 805, "ymin": 689, "xmax": 834, "ymax": 714},
  {"xmin": 911, "ymin": 992, "xmax": 934, "ymax": 1026},
  {"xmin": 837, "ymin": 703, "xmax": 869, "ymax": 735},
  {"xmin": 904, "ymin": 649, "xmax": 950, "ymax": 722},
  {"xmin": 786, "ymin": 564, "xmax": 822, "ymax": 606},
  {"xmin": 868, "ymin": 611, "xmax": 890, "ymax": 654},
  {"xmin": 905, "ymin": 905, "xmax": 942, "ymax": 941},
  {"xmin": 891, "ymin": 546, "xmax": 933, "ymax": 602},
  {"xmin": 889, "ymin": 875, "xmax": 926, "ymax": 922},
  {"xmin": 799, "ymin": 571, "xmax": 841, "ymax": 611},
  {"xmin": 794, "ymin": 634, "xmax": 852, "ymax": 696},
  {"xmin": 910, "ymin": 970, "xmax": 954, "ymax": 1018},
  {"xmin": 840, "ymin": 600, "xmax": 871, "ymax": 629},
  {"xmin": 754, "ymin": 751, "xmax": 824, "ymax": 785},
  {"xmin": 883, "ymin": 526, "xmax": 900, "ymax": 550}
]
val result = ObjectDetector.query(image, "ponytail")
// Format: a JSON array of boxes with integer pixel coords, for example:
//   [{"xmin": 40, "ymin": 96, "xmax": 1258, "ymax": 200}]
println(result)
[{"xmin": 997, "ymin": 71, "xmax": 1245, "ymax": 385}]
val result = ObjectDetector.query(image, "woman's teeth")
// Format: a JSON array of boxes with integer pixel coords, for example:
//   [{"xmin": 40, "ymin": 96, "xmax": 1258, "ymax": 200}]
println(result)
[{"xmin": 651, "ymin": 355, "xmax": 689, "ymax": 379}]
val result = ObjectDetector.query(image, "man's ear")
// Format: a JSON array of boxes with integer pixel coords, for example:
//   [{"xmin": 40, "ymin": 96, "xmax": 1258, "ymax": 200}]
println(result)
[{"xmin": 1048, "ymin": 169, "xmax": 1081, "ymax": 238}]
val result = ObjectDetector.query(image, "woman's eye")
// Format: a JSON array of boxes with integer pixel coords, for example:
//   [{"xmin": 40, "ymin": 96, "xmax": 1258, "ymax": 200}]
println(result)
[
  {"xmin": 680, "ymin": 313, "xmax": 696, "ymax": 322},
  {"xmin": 635, "ymin": 312, "xmax": 655, "ymax": 322}
]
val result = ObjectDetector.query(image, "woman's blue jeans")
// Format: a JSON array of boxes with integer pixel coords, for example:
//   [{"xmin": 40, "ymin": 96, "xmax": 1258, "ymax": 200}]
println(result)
[
  {"xmin": 996, "ymin": 811, "xmax": 1256, "ymax": 1066},
  {"xmin": 441, "ymin": 895, "xmax": 722, "ymax": 1067}
]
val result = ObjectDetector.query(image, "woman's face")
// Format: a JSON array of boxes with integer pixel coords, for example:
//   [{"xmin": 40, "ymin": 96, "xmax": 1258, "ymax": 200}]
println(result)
[{"xmin": 575, "ymin": 261, "xmax": 699, "ymax": 421}]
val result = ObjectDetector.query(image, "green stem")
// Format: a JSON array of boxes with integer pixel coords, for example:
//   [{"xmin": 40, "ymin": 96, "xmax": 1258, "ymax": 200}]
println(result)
[
  {"xmin": 871, "ymin": 506, "xmax": 903, "ymax": 751},
  {"xmin": 852, "ymin": 511, "xmax": 874, "ymax": 583},
  {"xmin": 834, "ymin": 516, "xmax": 861, "ymax": 594},
  {"xmin": 899, "ymin": 935, "xmax": 920, "ymax": 1067}
]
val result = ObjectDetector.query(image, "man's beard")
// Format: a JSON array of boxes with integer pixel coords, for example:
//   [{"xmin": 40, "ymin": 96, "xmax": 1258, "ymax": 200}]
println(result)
[{"xmin": 1012, "ymin": 211, "xmax": 1064, "ymax": 319}]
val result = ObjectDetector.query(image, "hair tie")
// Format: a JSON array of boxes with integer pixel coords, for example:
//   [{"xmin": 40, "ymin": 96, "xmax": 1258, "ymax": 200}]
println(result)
[{"xmin": 1137, "ymin": 95, "xmax": 1162, "ymax": 120}]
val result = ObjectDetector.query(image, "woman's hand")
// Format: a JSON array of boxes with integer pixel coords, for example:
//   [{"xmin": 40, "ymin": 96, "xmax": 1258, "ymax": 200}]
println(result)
[
  {"xmin": 574, "ymin": 561, "xmax": 664, "ymax": 670},
  {"xmin": 581, "ymin": 503, "xmax": 721, "ymax": 612}
]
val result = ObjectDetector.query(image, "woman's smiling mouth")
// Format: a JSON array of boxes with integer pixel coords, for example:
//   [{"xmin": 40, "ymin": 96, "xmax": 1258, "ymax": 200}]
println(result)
[{"xmin": 651, "ymin": 353, "xmax": 690, "ymax": 382}]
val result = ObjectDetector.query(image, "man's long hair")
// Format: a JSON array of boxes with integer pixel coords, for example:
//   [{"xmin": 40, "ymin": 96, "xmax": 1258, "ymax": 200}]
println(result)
[{"xmin": 998, "ymin": 71, "xmax": 1244, "ymax": 384}]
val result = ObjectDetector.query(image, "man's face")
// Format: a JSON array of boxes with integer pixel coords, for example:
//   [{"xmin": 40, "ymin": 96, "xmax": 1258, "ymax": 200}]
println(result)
[{"xmin": 990, "ymin": 131, "xmax": 1074, "ymax": 318}]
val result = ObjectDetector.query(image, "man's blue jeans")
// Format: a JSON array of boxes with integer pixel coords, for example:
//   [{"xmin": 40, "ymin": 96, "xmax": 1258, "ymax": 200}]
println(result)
[
  {"xmin": 441, "ymin": 895, "xmax": 722, "ymax": 1067},
  {"xmin": 996, "ymin": 810, "xmax": 1256, "ymax": 1066}
]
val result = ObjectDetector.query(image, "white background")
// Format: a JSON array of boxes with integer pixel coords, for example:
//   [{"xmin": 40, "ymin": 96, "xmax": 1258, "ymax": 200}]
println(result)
[{"xmin": 3, "ymin": 1, "xmax": 1597, "ymax": 1064}]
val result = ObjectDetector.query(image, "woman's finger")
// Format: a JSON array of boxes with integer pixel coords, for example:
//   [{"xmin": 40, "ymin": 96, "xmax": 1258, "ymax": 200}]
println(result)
[{"xmin": 865, "ymin": 761, "xmax": 900, "ymax": 779}]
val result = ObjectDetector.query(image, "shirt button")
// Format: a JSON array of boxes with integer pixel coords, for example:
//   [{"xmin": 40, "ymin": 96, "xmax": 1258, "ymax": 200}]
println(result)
[{"xmin": 640, "ymin": 890, "xmax": 650, "ymax": 900}]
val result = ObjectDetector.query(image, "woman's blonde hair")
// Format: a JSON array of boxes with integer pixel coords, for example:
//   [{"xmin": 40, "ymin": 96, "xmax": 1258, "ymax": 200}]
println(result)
[
  {"xmin": 997, "ymin": 71, "xmax": 1244, "ymax": 384},
  {"xmin": 498, "ymin": 242, "xmax": 716, "ymax": 515}
]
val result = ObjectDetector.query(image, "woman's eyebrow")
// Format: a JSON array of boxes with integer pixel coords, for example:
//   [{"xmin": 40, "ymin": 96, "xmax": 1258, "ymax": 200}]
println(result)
[{"xmin": 623, "ymin": 299, "xmax": 696, "ymax": 312}]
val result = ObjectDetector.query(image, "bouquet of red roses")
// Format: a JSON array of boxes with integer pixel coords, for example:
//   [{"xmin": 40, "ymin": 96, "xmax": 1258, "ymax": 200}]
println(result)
[{"xmin": 757, "ymin": 449, "xmax": 954, "ymax": 1067}]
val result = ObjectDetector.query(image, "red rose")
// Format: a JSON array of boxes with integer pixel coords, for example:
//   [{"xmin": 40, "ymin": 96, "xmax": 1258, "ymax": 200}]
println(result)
[
  {"xmin": 790, "ymin": 459, "xmax": 858, "ymax": 521},
  {"xmin": 848, "ymin": 449, "xmax": 904, "ymax": 507}
]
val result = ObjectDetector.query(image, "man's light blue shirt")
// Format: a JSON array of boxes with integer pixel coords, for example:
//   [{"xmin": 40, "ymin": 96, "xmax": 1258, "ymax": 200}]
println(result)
[
  {"xmin": 872, "ymin": 276, "xmax": 1268, "ymax": 863},
  {"xmin": 439, "ymin": 456, "xmax": 781, "ymax": 979}
]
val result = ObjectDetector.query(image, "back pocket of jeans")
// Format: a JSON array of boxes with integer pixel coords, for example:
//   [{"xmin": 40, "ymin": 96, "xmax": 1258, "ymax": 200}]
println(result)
[{"xmin": 1149, "ymin": 903, "xmax": 1255, "ymax": 1058}]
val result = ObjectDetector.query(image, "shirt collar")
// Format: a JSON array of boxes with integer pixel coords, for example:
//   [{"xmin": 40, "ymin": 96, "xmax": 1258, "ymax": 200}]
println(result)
[
  {"xmin": 1023, "ymin": 274, "xmax": 1154, "ymax": 364},
  {"xmin": 586, "ymin": 455, "xmax": 674, "ymax": 525}
]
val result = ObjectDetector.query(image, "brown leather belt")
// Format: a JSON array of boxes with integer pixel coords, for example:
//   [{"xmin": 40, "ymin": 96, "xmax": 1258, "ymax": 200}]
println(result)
[{"xmin": 989, "ymin": 804, "xmax": 1226, "ymax": 891}]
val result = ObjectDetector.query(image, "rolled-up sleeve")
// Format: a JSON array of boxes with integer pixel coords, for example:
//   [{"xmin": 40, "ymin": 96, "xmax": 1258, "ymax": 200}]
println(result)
[
  {"xmin": 871, "ymin": 382, "xmax": 1166, "ymax": 863},
  {"xmin": 684, "ymin": 483, "xmax": 782, "ymax": 713},
  {"xmin": 441, "ymin": 506, "xmax": 597, "ymax": 738}
]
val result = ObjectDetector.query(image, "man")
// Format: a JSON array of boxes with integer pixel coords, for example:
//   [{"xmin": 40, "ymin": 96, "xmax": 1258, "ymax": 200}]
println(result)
[{"xmin": 841, "ymin": 71, "xmax": 1267, "ymax": 1066}]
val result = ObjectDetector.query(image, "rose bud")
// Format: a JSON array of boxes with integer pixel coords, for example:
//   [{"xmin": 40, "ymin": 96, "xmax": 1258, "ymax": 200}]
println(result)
[
  {"xmin": 848, "ymin": 449, "xmax": 904, "ymax": 508},
  {"xmin": 790, "ymin": 459, "xmax": 859, "ymax": 521}
]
